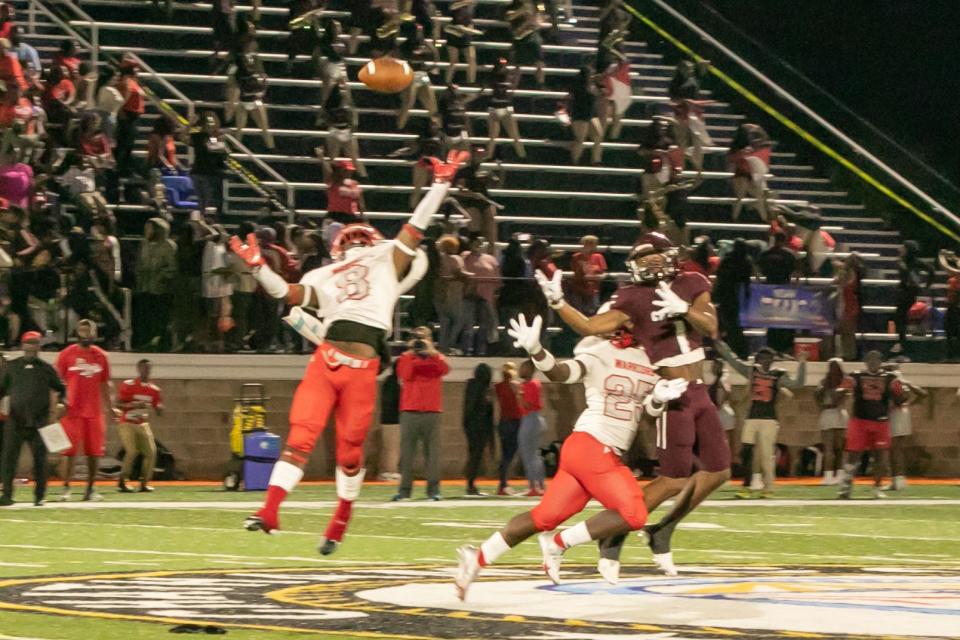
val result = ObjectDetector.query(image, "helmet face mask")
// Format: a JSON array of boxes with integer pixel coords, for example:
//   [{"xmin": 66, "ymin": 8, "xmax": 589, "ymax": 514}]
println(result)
[
  {"xmin": 330, "ymin": 224, "xmax": 384, "ymax": 261},
  {"xmin": 627, "ymin": 232, "xmax": 678, "ymax": 284}
]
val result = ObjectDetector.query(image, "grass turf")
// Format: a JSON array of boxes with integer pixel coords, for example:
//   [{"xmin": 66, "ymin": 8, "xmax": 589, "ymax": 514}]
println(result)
[{"xmin": 0, "ymin": 483, "xmax": 958, "ymax": 639}]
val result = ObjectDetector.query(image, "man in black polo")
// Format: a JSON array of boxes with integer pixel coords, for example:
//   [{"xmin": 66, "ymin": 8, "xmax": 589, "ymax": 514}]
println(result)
[{"xmin": 0, "ymin": 331, "xmax": 66, "ymax": 506}]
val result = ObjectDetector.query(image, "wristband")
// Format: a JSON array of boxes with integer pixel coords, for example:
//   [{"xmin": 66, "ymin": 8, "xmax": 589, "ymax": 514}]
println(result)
[
  {"xmin": 532, "ymin": 350, "xmax": 555, "ymax": 372},
  {"xmin": 393, "ymin": 237, "xmax": 418, "ymax": 257},
  {"xmin": 548, "ymin": 298, "xmax": 566, "ymax": 310},
  {"xmin": 254, "ymin": 264, "xmax": 289, "ymax": 300},
  {"xmin": 644, "ymin": 395, "xmax": 666, "ymax": 417},
  {"xmin": 402, "ymin": 223, "xmax": 424, "ymax": 242}
]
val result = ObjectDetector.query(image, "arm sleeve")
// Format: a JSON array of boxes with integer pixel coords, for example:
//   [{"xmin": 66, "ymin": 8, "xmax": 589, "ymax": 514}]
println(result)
[
  {"xmin": 782, "ymin": 361, "xmax": 807, "ymax": 388},
  {"xmin": 715, "ymin": 341, "xmax": 752, "ymax": 378},
  {"xmin": 395, "ymin": 353, "xmax": 413, "ymax": 382},
  {"xmin": 412, "ymin": 355, "xmax": 449, "ymax": 377},
  {"xmin": 117, "ymin": 382, "xmax": 132, "ymax": 403}
]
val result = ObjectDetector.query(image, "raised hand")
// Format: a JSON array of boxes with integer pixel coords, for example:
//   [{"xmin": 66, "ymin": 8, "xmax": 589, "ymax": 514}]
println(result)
[
  {"xmin": 507, "ymin": 313, "xmax": 544, "ymax": 355},
  {"xmin": 229, "ymin": 233, "xmax": 266, "ymax": 268},
  {"xmin": 650, "ymin": 281, "xmax": 688, "ymax": 321},
  {"xmin": 534, "ymin": 269, "xmax": 565, "ymax": 309}
]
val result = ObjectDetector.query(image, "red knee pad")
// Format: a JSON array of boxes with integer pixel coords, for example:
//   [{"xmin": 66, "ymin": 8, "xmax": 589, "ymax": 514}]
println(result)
[{"xmin": 620, "ymin": 501, "xmax": 648, "ymax": 531}]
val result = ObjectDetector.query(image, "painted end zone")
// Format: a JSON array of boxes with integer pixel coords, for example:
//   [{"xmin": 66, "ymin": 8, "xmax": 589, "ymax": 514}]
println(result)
[{"xmin": 0, "ymin": 566, "xmax": 957, "ymax": 639}]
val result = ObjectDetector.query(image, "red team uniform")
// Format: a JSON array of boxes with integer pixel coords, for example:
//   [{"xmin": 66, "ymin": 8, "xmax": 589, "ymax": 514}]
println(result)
[
  {"xmin": 609, "ymin": 272, "xmax": 730, "ymax": 477},
  {"xmin": 117, "ymin": 378, "xmax": 162, "ymax": 424},
  {"xmin": 56, "ymin": 343, "xmax": 111, "ymax": 457},
  {"xmin": 847, "ymin": 370, "xmax": 903, "ymax": 452}
]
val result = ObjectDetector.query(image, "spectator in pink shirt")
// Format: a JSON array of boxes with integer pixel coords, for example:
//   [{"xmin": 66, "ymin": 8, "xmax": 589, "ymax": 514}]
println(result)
[
  {"xmin": 569, "ymin": 235, "xmax": 606, "ymax": 315},
  {"xmin": 461, "ymin": 235, "xmax": 501, "ymax": 356}
]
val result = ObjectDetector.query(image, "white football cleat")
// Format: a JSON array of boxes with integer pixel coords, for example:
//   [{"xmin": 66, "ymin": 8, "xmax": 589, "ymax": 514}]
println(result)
[
  {"xmin": 652, "ymin": 551, "xmax": 679, "ymax": 577},
  {"xmin": 455, "ymin": 545, "xmax": 481, "ymax": 601},
  {"xmin": 537, "ymin": 532, "xmax": 563, "ymax": 585},
  {"xmin": 597, "ymin": 557, "xmax": 620, "ymax": 585}
]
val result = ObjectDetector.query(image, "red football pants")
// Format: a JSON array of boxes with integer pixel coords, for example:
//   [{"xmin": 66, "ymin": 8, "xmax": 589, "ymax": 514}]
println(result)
[
  {"xmin": 286, "ymin": 343, "xmax": 379, "ymax": 471},
  {"xmin": 531, "ymin": 431, "xmax": 648, "ymax": 531}
]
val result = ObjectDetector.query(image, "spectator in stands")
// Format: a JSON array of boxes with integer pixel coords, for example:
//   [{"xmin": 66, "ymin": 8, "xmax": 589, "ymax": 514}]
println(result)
[
  {"xmin": 436, "ymin": 234, "xmax": 471, "ymax": 355},
  {"xmin": 0, "ymin": 37, "xmax": 27, "ymax": 93},
  {"xmin": 397, "ymin": 23, "xmax": 439, "ymax": 129},
  {"xmin": 834, "ymin": 252, "xmax": 864, "ymax": 361},
  {"xmin": 76, "ymin": 112, "xmax": 114, "ymax": 171},
  {"xmin": 892, "ymin": 240, "xmax": 934, "ymax": 355},
  {"xmin": 714, "ymin": 238, "xmax": 752, "ymax": 358},
  {"xmin": 0, "ymin": 3, "xmax": 13, "ymax": 41},
  {"xmin": 517, "ymin": 359, "xmax": 545, "ymax": 496},
  {"xmin": 388, "ymin": 117, "xmax": 443, "ymax": 208},
  {"xmin": 498, "ymin": 234, "xmax": 533, "ymax": 352},
  {"xmin": 455, "ymin": 146, "xmax": 503, "ymax": 250},
  {"xmin": 0, "ymin": 150, "xmax": 33, "ymax": 209},
  {"xmin": 887, "ymin": 365, "xmax": 925, "ymax": 491},
  {"xmin": 757, "ymin": 232, "xmax": 797, "ymax": 354},
  {"xmin": 285, "ymin": 0, "xmax": 324, "ymax": 74},
  {"xmin": 567, "ymin": 66, "xmax": 603, "ymax": 165},
  {"xmin": 190, "ymin": 112, "xmax": 229, "ymax": 217},
  {"xmin": 322, "ymin": 158, "xmax": 364, "ymax": 224},
  {"xmin": 484, "ymin": 58, "xmax": 526, "ymax": 160},
  {"xmin": 438, "ymin": 83, "xmax": 472, "ymax": 151},
  {"xmin": 681, "ymin": 235, "xmax": 719, "ymax": 276},
  {"xmin": 95, "ymin": 70, "xmax": 123, "ymax": 147},
  {"xmin": 636, "ymin": 115, "xmax": 681, "ymax": 219},
  {"xmin": 226, "ymin": 20, "xmax": 275, "ymax": 149},
  {"xmin": 816, "ymin": 357, "xmax": 850, "ymax": 486},
  {"xmin": 463, "ymin": 362, "xmax": 494, "ymax": 496},
  {"xmin": 313, "ymin": 16, "xmax": 345, "ymax": 114},
  {"xmin": 134, "ymin": 217, "xmax": 176, "ymax": 351},
  {"xmin": 56, "ymin": 153, "xmax": 107, "ymax": 230},
  {"xmin": 569, "ymin": 234, "xmax": 606, "ymax": 315},
  {"xmin": 116, "ymin": 359, "xmax": 162, "ymax": 493},
  {"xmin": 223, "ymin": 221, "xmax": 256, "ymax": 351},
  {"xmin": 74, "ymin": 62, "xmax": 98, "ymax": 111},
  {"xmin": 728, "ymin": 123, "xmax": 772, "ymax": 221},
  {"xmin": 505, "ymin": 0, "xmax": 545, "ymax": 86},
  {"xmin": 0, "ymin": 331, "xmax": 64, "ymax": 507},
  {"xmin": 211, "ymin": 0, "xmax": 238, "ymax": 62},
  {"xmin": 92, "ymin": 214, "xmax": 121, "ymax": 285},
  {"xmin": 939, "ymin": 249, "xmax": 960, "ymax": 361},
  {"xmin": 317, "ymin": 77, "xmax": 366, "ymax": 177},
  {"xmin": 249, "ymin": 226, "xmax": 286, "ymax": 352},
  {"xmin": 9, "ymin": 28, "xmax": 39, "ymax": 80},
  {"xmin": 596, "ymin": 0, "xmax": 628, "ymax": 71},
  {"xmin": 42, "ymin": 64, "xmax": 77, "ymax": 150},
  {"xmin": 411, "ymin": 0, "xmax": 440, "ymax": 44},
  {"xmin": 494, "ymin": 361, "xmax": 522, "ymax": 495},
  {"xmin": 461, "ymin": 235, "xmax": 500, "ymax": 356},
  {"xmin": 597, "ymin": 57, "xmax": 630, "ymax": 140},
  {"xmin": 668, "ymin": 59, "xmax": 712, "ymax": 174},
  {"xmin": 53, "ymin": 40, "xmax": 82, "ymax": 80},
  {"xmin": 394, "ymin": 326, "xmax": 449, "ymax": 501},
  {"xmin": 146, "ymin": 117, "xmax": 181, "ymax": 173},
  {"xmin": 115, "ymin": 59, "xmax": 145, "ymax": 181},
  {"xmin": 200, "ymin": 224, "xmax": 234, "ymax": 353},
  {"xmin": 444, "ymin": 0, "xmax": 481, "ymax": 84},
  {"xmin": 172, "ymin": 211, "xmax": 214, "ymax": 351}
]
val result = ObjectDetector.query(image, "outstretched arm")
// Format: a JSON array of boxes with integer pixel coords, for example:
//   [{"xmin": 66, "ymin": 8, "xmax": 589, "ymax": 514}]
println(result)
[
  {"xmin": 714, "ymin": 339, "xmax": 752, "ymax": 378},
  {"xmin": 507, "ymin": 314, "xmax": 584, "ymax": 383},
  {"xmin": 535, "ymin": 269, "xmax": 629, "ymax": 336},
  {"xmin": 781, "ymin": 353, "xmax": 808, "ymax": 388},
  {"xmin": 229, "ymin": 233, "xmax": 312, "ymax": 307}
]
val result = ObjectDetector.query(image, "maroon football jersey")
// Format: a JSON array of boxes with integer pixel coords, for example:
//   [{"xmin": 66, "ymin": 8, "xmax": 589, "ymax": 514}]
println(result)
[{"xmin": 610, "ymin": 272, "xmax": 712, "ymax": 367}]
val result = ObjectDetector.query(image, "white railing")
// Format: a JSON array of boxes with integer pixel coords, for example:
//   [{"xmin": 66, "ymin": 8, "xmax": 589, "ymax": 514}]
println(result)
[{"xmin": 26, "ymin": 0, "xmax": 97, "ymax": 66}]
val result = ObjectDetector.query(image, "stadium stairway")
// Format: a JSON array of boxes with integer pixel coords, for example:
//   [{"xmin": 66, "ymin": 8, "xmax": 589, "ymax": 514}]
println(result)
[{"xmin": 19, "ymin": 0, "xmax": 953, "ymax": 358}]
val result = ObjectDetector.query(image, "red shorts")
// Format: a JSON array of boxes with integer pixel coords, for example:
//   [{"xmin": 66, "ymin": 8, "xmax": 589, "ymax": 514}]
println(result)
[
  {"xmin": 845, "ymin": 417, "xmax": 891, "ymax": 452},
  {"xmin": 655, "ymin": 382, "xmax": 731, "ymax": 478},
  {"xmin": 61, "ymin": 415, "xmax": 106, "ymax": 457},
  {"xmin": 286, "ymin": 342, "xmax": 379, "ymax": 470},
  {"xmin": 531, "ymin": 431, "xmax": 647, "ymax": 532}
]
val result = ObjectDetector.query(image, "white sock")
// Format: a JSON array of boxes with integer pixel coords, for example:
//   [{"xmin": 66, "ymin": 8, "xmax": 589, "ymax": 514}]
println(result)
[
  {"xmin": 558, "ymin": 521, "xmax": 592, "ymax": 550},
  {"xmin": 479, "ymin": 532, "xmax": 510, "ymax": 566},
  {"xmin": 268, "ymin": 461, "xmax": 304, "ymax": 493},
  {"xmin": 335, "ymin": 466, "xmax": 366, "ymax": 502}
]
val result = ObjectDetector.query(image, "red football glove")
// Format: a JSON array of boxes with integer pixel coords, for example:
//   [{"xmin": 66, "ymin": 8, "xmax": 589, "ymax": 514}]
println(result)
[{"xmin": 229, "ymin": 233, "xmax": 265, "ymax": 268}]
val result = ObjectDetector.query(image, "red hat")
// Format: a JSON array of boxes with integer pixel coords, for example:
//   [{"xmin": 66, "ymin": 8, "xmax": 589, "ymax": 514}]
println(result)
[{"xmin": 20, "ymin": 331, "xmax": 42, "ymax": 343}]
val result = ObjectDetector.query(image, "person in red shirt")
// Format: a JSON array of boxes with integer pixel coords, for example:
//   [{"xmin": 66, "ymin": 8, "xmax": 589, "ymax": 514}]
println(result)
[
  {"xmin": 392, "ymin": 327, "xmax": 450, "ymax": 501},
  {"xmin": 116, "ymin": 359, "xmax": 163, "ymax": 493},
  {"xmin": 517, "ymin": 360, "xmax": 545, "ymax": 496},
  {"xmin": 115, "ymin": 59, "xmax": 144, "ymax": 178},
  {"xmin": 570, "ymin": 235, "xmax": 607, "ymax": 315},
  {"xmin": 494, "ymin": 361, "xmax": 524, "ymax": 495},
  {"xmin": 0, "ymin": 4, "xmax": 14, "ymax": 42},
  {"xmin": 52, "ymin": 39, "xmax": 82, "ymax": 80},
  {"xmin": 323, "ymin": 158, "xmax": 365, "ymax": 225},
  {"xmin": 55, "ymin": 319, "xmax": 115, "ymax": 502},
  {"xmin": 0, "ymin": 37, "xmax": 28, "ymax": 92}
]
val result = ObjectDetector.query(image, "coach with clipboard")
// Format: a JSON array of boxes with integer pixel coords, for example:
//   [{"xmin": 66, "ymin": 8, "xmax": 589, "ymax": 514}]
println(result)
[{"xmin": 0, "ymin": 331, "xmax": 66, "ymax": 507}]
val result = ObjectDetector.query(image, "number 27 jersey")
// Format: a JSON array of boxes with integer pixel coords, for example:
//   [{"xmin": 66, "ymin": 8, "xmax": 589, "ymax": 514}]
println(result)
[
  {"xmin": 573, "ymin": 337, "xmax": 660, "ymax": 453},
  {"xmin": 298, "ymin": 241, "xmax": 401, "ymax": 333}
]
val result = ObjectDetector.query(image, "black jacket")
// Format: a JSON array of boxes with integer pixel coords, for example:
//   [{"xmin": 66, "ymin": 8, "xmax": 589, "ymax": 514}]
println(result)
[{"xmin": 0, "ymin": 357, "xmax": 65, "ymax": 426}]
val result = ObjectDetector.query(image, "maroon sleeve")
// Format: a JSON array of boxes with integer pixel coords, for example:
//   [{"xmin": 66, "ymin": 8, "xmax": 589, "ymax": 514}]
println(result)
[
  {"xmin": 609, "ymin": 284, "xmax": 645, "ymax": 319},
  {"xmin": 673, "ymin": 272, "xmax": 712, "ymax": 303}
]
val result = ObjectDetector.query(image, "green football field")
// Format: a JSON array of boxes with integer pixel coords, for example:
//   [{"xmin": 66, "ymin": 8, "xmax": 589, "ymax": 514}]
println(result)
[{"xmin": 0, "ymin": 482, "xmax": 958, "ymax": 640}]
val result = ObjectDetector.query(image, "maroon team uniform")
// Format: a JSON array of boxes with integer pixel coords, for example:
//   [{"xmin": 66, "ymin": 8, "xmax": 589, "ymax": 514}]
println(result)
[{"xmin": 610, "ymin": 272, "xmax": 731, "ymax": 477}]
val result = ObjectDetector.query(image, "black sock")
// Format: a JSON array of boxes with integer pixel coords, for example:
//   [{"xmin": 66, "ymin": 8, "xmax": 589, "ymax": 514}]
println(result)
[
  {"xmin": 740, "ymin": 444, "xmax": 754, "ymax": 487},
  {"xmin": 597, "ymin": 533, "xmax": 628, "ymax": 561},
  {"xmin": 648, "ymin": 520, "xmax": 679, "ymax": 555}
]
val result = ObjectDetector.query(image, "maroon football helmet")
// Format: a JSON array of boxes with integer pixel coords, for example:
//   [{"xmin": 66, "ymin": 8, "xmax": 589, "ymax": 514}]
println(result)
[{"xmin": 627, "ymin": 231, "xmax": 678, "ymax": 283}]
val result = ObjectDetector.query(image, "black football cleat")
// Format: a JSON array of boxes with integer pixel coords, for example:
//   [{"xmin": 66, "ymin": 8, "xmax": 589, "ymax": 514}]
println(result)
[{"xmin": 318, "ymin": 537, "xmax": 339, "ymax": 556}]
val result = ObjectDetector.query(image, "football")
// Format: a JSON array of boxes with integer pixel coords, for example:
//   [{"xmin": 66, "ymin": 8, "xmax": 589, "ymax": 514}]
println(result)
[{"xmin": 358, "ymin": 56, "xmax": 414, "ymax": 94}]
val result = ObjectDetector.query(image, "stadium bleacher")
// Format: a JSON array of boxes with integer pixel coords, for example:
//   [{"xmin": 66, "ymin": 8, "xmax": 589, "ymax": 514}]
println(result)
[{"xmin": 13, "ymin": 0, "xmax": 951, "ymax": 356}]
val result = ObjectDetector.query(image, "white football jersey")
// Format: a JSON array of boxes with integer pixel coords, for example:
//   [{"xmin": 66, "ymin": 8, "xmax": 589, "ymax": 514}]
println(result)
[
  {"xmin": 298, "ymin": 241, "xmax": 401, "ymax": 334},
  {"xmin": 572, "ymin": 336, "xmax": 660, "ymax": 453}
]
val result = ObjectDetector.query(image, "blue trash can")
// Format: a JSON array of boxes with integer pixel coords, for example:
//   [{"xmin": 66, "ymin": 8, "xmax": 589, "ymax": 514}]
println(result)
[{"xmin": 243, "ymin": 431, "xmax": 281, "ymax": 491}]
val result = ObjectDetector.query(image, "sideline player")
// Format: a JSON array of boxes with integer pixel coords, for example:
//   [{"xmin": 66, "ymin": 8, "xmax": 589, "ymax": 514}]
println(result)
[
  {"xmin": 56, "ymin": 320, "xmax": 115, "ymax": 502},
  {"xmin": 232, "ymin": 151, "xmax": 466, "ymax": 554},
  {"xmin": 536, "ymin": 231, "xmax": 730, "ymax": 576},
  {"xmin": 838, "ymin": 350, "xmax": 903, "ymax": 499},
  {"xmin": 455, "ymin": 313, "xmax": 688, "ymax": 600}
]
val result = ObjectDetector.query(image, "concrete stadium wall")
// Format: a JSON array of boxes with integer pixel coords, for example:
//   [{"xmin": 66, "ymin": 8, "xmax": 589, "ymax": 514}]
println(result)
[{"xmin": 5, "ymin": 353, "xmax": 960, "ymax": 479}]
